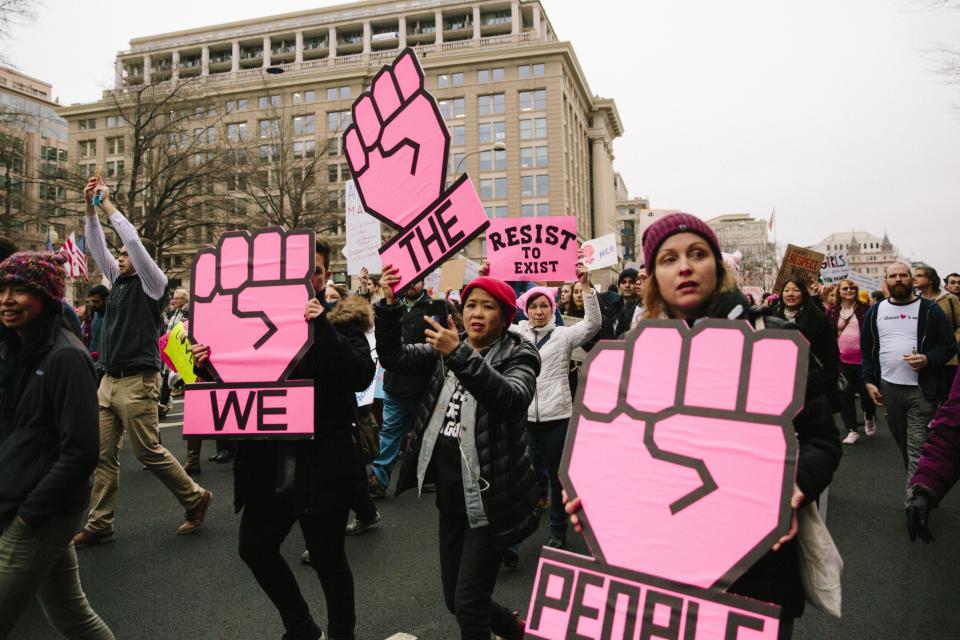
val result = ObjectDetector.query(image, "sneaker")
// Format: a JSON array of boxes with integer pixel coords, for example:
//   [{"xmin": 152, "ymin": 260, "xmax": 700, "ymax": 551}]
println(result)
[
  {"xmin": 546, "ymin": 535, "xmax": 566, "ymax": 549},
  {"xmin": 536, "ymin": 495, "xmax": 549, "ymax": 512},
  {"xmin": 345, "ymin": 512, "xmax": 382, "ymax": 536},
  {"xmin": 502, "ymin": 546, "xmax": 519, "ymax": 570},
  {"xmin": 865, "ymin": 417, "xmax": 877, "ymax": 437},
  {"xmin": 368, "ymin": 473, "xmax": 386, "ymax": 499},
  {"xmin": 300, "ymin": 549, "xmax": 311, "ymax": 565},
  {"xmin": 176, "ymin": 490, "xmax": 213, "ymax": 534},
  {"xmin": 842, "ymin": 430, "xmax": 860, "ymax": 445},
  {"xmin": 72, "ymin": 528, "xmax": 116, "ymax": 548}
]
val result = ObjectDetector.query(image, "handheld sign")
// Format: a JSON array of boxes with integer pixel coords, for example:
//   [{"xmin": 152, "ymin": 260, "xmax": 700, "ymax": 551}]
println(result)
[
  {"xmin": 184, "ymin": 227, "xmax": 316, "ymax": 438},
  {"xmin": 820, "ymin": 253, "xmax": 849, "ymax": 285},
  {"xmin": 581, "ymin": 233, "xmax": 618, "ymax": 271},
  {"xmin": 774, "ymin": 244, "xmax": 824, "ymax": 292},
  {"xmin": 343, "ymin": 48, "xmax": 489, "ymax": 293},
  {"xmin": 485, "ymin": 216, "xmax": 578, "ymax": 282},
  {"xmin": 344, "ymin": 180, "xmax": 383, "ymax": 275},
  {"xmin": 525, "ymin": 320, "xmax": 810, "ymax": 639},
  {"xmin": 163, "ymin": 321, "xmax": 198, "ymax": 385}
]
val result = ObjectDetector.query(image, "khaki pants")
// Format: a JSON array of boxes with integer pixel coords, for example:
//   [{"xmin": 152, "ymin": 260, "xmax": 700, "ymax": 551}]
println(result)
[
  {"xmin": 85, "ymin": 372, "xmax": 203, "ymax": 533},
  {"xmin": 0, "ymin": 512, "xmax": 114, "ymax": 639}
]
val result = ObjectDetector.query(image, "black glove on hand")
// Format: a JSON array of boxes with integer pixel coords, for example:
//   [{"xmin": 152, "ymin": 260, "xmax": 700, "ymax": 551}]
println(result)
[{"xmin": 906, "ymin": 486, "xmax": 935, "ymax": 543}]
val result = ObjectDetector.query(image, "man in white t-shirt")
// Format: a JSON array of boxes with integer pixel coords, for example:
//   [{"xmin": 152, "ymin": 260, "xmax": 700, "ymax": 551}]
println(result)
[{"xmin": 862, "ymin": 262, "xmax": 958, "ymax": 496}]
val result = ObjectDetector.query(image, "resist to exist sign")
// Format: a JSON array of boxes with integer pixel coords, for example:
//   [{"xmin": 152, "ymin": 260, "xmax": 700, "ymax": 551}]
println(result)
[
  {"xmin": 485, "ymin": 216, "xmax": 579, "ymax": 281},
  {"xmin": 185, "ymin": 227, "xmax": 316, "ymax": 438},
  {"xmin": 524, "ymin": 320, "xmax": 810, "ymax": 639}
]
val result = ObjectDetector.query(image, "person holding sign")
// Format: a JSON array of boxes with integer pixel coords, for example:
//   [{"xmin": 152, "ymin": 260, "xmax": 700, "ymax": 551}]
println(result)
[
  {"xmin": 517, "ymin": 263, "xmax": 600, "ymax": 550},
  {"xmin": 375, "ymin": 265, "xmax": 540, "ymax": 640},
  {"xmin": 567, "ymin": 213, "xmax": 841, "ymax": 636}
]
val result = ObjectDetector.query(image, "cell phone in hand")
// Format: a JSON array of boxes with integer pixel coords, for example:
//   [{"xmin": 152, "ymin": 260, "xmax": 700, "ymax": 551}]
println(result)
[{"xmin": 427, "ymin": 299, "xmax": 448, "ymax": 327}]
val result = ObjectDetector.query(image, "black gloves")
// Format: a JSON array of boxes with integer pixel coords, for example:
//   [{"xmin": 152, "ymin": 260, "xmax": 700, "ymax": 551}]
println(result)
[{"xmin": 906, "ymin": 485, "xmax": 935, "ymax": 543}]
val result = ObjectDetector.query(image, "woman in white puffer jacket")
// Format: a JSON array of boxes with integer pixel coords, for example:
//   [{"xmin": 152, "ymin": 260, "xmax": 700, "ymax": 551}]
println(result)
[{"xmin": 516, "ymin": 264, "xmax": 601, "ymax": 548}]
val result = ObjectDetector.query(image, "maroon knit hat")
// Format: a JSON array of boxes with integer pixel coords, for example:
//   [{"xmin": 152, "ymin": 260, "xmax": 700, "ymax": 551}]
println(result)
[
  {"xmin": 0, "ymin": 251, "xmax": 67, "ymax": 302},
  {"xmin": 461, "ymin": 276, "xmax": 517, "ymax": 324},
  {"xmin": 642, "ymin": 213, "xmax": 722, "ymax": 268}
]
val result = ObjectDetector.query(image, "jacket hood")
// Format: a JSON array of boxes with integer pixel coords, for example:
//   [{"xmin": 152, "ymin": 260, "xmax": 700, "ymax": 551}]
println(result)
[{"xmin": 327, "ymin": 295, "xmax": 373, "ymax": 332}]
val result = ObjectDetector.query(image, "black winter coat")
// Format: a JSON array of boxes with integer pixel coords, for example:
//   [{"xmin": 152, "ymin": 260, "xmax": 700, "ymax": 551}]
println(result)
[
  {"xmin": 772, "ymin": 301, "xmax": 841, "ymax": 391},
  {"xmin": 0, "ymin": 317, "xmax": 99, "ymax": 533},
  {"xmin": 375, "ymin": 300, "xmax": 542, "ymax": 545},
  {"xmin": 382, "ymin": 291, "xmax": 436, "ymax": 398},
  {"xmin": 232, "ymin": 296, "xmax": 376, "ymax": 514}
]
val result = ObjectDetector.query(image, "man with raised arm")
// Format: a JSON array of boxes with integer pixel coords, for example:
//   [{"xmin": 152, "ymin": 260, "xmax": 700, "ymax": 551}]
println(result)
[{"xmin": 72, "ymin": 178, "xmax": 212, "ymax": 547}]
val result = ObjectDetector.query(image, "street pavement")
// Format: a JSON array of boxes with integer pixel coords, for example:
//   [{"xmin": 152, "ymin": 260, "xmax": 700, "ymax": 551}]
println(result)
[{"xmin": 12, "ymin": 402, "xmax": 960, "ymax": 639}]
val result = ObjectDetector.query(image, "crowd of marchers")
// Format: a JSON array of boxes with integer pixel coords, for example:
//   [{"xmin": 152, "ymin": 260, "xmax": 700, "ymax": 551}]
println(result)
[{"xmin": 1, "ymin": 183, "xmax": 959, "ymax": 640}]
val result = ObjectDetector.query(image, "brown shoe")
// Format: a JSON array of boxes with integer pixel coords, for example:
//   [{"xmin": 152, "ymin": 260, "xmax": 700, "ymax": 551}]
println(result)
[
  {"xmin": 368, "ymin": 472, "xmax": 386, "ymax": 499},
  {"xmin": 72, "ymin": 528, "xmax": 116, "ymax": 548},
  {"xmin": 176, "ymin": 490, "xmax": 213, "ymax": 535}
]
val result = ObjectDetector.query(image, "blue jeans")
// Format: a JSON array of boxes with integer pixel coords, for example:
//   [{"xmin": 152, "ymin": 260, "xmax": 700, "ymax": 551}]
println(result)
[
  {"xmin": 371, "ymin": 392, "xmax": 420, "ymax": 489},
  {"xmin": 526, "ymin": 418, "xmax": 569, "ymax": 540}
]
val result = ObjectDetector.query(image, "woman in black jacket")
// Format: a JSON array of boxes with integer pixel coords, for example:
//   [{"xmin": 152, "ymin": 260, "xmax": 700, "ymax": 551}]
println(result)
[
  {"xmin": 192, "ymin": 240, "xmax": 375, "ymax": 640},
  {"xmin": 566, "ymin": 214, "xmax": 841, "ymax": 638},
  {"xmin": 0, "ymin": 252, "xmax": 114, "ymax": 639},
  {"xmin": 375, "ymin": 266, "xmax": 540, "ymax": 640},
  {"xmin": 773, "ymin": 278, "xmax": 841, "ymax": 393}
]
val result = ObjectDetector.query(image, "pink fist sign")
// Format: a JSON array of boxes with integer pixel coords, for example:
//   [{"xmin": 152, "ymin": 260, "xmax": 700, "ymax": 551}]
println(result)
[
  {"xmin": 344, "ymin": 48, "xmax": 489, "ymax": 291},
  {"xmin": 183, "ymin": 228, "xmax": 316, "ymax": 438},
  {"xmin": 525, "ymin": 319, "xmax": 809, "ymax": 639}
]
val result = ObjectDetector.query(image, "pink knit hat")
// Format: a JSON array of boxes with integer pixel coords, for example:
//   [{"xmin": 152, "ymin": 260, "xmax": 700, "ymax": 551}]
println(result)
[{"xmin": 521, "ymin": 286, "xmax": 557, "ymax": 315}]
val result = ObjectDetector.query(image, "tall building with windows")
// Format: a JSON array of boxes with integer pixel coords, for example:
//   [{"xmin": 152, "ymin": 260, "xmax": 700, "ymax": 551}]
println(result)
[
  {"xmin": 706, "ymin": 213, "xmax": 777, "ymax": 289},
  {"xmin": 57, "ymin": 0, "xmax": 630, "ymax": 284},
  {"xmin": 812, "ymin": 230, "xmax": 904, "ymax": 280},
  {"xmin": 613, "ymin": 172, "xmax": 649, "ymax": 265},
  {"xmin": 0, "ymin": 67, "xmax": 71, "ymax": 252}
]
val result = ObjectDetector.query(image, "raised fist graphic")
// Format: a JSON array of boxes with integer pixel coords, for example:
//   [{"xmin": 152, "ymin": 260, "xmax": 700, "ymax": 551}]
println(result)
[
  {"xmin": 563, "ymin": 319, "xmax": 807, "ymax": 590},
  {"xmin": 344, "ymin": 49, "xmax": 448, "ymax": 231},
  {"xmin": 189, "ymin": 228, "xmax": 314, "ymax": 383},
  {"xmin": 343, "ymin": 48, "xmax": 488, "ymax": 293}
]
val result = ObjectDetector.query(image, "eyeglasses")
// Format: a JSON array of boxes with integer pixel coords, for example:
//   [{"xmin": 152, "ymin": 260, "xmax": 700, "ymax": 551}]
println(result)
[{"xmin": 840, "ymin": 287, "xmax": 856, "ymax": 291}]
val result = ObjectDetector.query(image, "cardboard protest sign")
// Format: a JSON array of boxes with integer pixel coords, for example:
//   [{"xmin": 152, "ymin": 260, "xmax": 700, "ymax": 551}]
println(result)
[
  {"xmin": 163, "ymin": 321, "xmax": 198, "ymax": 385},
  {"xmin": 581, "ymin": 233, "xmax": 618, "ymax": 271},
  {"xmin": 485, "ymin": 216, "xmax": 578, "ymax": 282},
  {"xmin": 525, "ymin": 320, "xmax": 810, "ymax": 639},
  {"xmin": 774, "ymin": 244, "xmax": 824, "ymax": 292},
  {"xmin": 344, "ymin": 180, "xmax": 383, "ymax": 275},
  {"xmin": 820, "ymin": 253, "xmax": 849, "ymax": 285},
  {"xmin": 344, "ymin": 48, "xmax": 489, "ymax": 292},
  {"xmin": 184, "ymin": 228, "xmax": 316, "ymax": 438},
  {"xmin": 438, "ymin": 258, "xmax": 468, "ymax": 292},
  {"xmin": 848, "ymin": 270, "xmax": 882, "ymax": 293},
  {"xmin": 356, "ymin": 330, "xmax": 377, "ymax": 407}
]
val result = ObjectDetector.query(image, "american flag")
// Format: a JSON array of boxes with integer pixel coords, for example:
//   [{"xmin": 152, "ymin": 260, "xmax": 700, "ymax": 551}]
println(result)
[{"xmin": 60, "ymin": 232, "xmax": 89, "ymax": 280}]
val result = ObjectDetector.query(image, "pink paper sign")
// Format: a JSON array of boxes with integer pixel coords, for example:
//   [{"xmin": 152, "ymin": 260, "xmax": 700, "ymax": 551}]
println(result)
[
  {"xmin": 185, "ymin": 227, "xmax": 316, "ymax": 438},
  {"xmin": 344, "ymin": 48, "xmax": 488, "ymax": 292},
  {"xmin": 525, "ymin": 548, "xmax": 780, "ymax": 639},
  {"xmin": 485, "ymin": 216, "xmax": 579, "ymax": 282},
  {"xmin": 526, "ymin": 319, "xmax": 810, "ymax": 638}
]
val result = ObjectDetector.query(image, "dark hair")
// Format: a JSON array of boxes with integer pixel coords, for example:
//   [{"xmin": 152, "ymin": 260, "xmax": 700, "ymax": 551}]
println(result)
[
  {"xmin": 947, "ymin": 272, "xmax": 960, "ymax": 282},
  {"xmin": 915, "ymin": 265, "xmax": 941, "ymax": 294},
  {"xmin": 0, "ymin": 297, "xmax": 63, "ymax": 422},
  {"xmin": 314, "ymin": 237, "xmax": 331, "ymax": 271},
  {"xmin": 780, "ymin": 278, "xmax": 814, "ymax": 308},
  {"xmin": 88, "ymin": 284, "xmax": 110, "ymax": 297},
  {"xmin": 870, "ymin": 290, "xmax": 885, "ymax": 304},
  {"xmin": 0, "ymin": 237, "xmax": 18, "ymax": 262}
]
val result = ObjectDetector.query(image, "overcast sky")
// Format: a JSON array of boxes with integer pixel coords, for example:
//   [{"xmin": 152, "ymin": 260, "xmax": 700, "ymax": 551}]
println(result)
[{"xmin": 7, "ymin": 0, "xmax": 960, "ymax": 274}]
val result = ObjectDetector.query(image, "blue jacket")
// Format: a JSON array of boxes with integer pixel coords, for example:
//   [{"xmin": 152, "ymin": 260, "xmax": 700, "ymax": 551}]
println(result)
[{"xmin": 861, "ymin": 297, "xmax": 958, "ymax": 403}]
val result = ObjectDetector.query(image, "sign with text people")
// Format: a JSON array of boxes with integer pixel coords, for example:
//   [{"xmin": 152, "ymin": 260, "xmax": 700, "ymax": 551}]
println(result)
[
  {"xmin": 485, "ymin": 216, "xmax": 579, "ymax": 282},
  {"xmin": 184, "ymin": 227, "xmax": 316, "ymax": 438},
  {"xmin": 524, "ymin": 320, "xmax": 809, "ymax": 639},
  {"xmin": 343, "ymin": 48, "xmax": 489, "ymax": 293}
]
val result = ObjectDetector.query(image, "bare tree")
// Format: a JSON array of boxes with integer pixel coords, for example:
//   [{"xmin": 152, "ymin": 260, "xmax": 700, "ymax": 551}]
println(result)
[
  {"xmin": 0, "ymin": 0, "xmax": 36, "ymax": 65},
  {"xmin": 227, "ymin": 91, "xmax": 343, "ymax": 236},
  {"xmin": 60, "ymin": 79, "xmax": 235, "ymax": 265}
]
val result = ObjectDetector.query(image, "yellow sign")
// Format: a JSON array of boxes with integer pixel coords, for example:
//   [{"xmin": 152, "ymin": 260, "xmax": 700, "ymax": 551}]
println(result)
[{"xmin": 163, "ymin": 321, "xmax": 197, "ymax": 384}]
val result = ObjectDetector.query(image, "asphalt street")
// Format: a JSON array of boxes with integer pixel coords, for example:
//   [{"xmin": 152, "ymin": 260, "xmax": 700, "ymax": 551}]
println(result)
[{"xmin": 12, "ymin": 400, "xmax": 960, "ymax": 639}]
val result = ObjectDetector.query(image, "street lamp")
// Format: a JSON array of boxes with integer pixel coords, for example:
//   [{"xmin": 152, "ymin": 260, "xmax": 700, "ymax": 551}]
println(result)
[{"xmin": 455, "ymin": 140, "xmax": 507, "ymax": 174}]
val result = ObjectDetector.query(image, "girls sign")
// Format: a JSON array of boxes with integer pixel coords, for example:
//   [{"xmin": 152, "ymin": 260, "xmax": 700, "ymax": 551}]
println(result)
[{"xmin": 485, "ymin": 216, "xmax": 579, "ymax": 281}]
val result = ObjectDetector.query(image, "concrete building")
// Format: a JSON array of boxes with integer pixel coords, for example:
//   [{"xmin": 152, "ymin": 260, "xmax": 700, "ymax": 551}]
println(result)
[
  {"xmin": 57, "ymin": 0, "xmax": 630, "ymax": 285},
  {"xmin": 706, "ymin": 213, "xmax": 777, "ymax": 289},
  {"xmin": 812, "ymin": 230, "xmax": 902, "ymax": 280},
  {"xmin": 0, "ymin": 67, "xmax": 72, "ymax": 252},
  {"xmin": 613, "ymin": 172, "xmax": 650, "ymax": 266}
]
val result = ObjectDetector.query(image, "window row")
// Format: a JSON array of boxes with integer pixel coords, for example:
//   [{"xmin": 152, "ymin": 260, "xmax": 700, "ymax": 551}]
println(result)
[
  {"xmin": 438, "ymin": 90, "xmax": 547, "ymax": 119},
  {"xmin": 225, "ymin": 87, "xmax": 351, "ymax": 114},
  {"xmin": 437, "ymin": 63, "xmax": 544, "ymax": 88}
]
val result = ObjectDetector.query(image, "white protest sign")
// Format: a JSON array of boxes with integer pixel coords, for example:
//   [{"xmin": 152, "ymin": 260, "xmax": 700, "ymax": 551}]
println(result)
[
  {"xmin": 355, "ymin": 330, "xmax": 377, "ymax": 407},
  {"xmin": 848, "ymin": 271, "xmax": 882, "ymax": 293},
  {"xmin": 820, "ymin": 253, "xmax": 850, "ymax": 285},
  {"xmin": 464, "ymin": 259, "xmax": 480, "ymax": 283},
  {"xmin": 581, "ymin": 233, "xmax": 619, "ymax": 271},
  {"xmin": 345, "ymin": 180, "xmax": 383, "ymax": 275}
]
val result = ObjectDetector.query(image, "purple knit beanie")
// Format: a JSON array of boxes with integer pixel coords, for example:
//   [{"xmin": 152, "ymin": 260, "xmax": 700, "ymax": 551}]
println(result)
[
  {"xmin": 641, "ymin": 213, "xmax": 722, "ymax": 268},
  {"xmin": 0, "ymin": 251, "xmax": 68, "ymax": 302}
]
